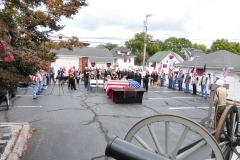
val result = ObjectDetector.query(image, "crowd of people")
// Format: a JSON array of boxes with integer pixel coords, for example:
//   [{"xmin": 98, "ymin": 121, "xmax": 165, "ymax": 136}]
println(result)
[
  {"xmin": 29, "ymin": 65, "xmax": 227, "ymax": 129},
  {"xmin": 44, "ymin": 65, "xmax": 215, "ymax": 96}
]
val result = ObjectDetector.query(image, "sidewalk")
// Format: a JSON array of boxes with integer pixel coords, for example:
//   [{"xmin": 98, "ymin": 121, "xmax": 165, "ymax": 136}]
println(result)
[{"xmin": 0, "ymin": 123, "xmax": 30, "ymax": 160}]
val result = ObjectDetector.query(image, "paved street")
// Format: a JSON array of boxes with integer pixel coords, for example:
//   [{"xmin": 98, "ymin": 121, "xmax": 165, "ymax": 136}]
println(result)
[{"xmin": 0, "ymin": 83, "xmax": 239, "ymax": 160}]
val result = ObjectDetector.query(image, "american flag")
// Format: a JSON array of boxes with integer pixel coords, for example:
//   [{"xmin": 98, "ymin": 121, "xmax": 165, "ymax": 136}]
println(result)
[
  {"xmin": 158, "ymin": 62, "xmax": 162, "ymax": 75},
  {"xmin": 223, "ymin": 67, "xmax": 227, "ymax": 79},
  {"xmin": 29, "ymin": 75, "xmax": 39, "ymax": 81}
]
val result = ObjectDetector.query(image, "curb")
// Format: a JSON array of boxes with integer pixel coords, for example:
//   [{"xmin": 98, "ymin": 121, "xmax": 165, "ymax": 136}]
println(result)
[{"xmin": 6, "ymin": 124, "xmax": 30, "ymax": 160}]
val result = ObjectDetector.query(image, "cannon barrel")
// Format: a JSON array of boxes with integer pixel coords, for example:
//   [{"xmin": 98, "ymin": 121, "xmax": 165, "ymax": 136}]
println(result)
[{"xmin": 105, "ymin": 136, "xmax": 169, "ymax": 160}]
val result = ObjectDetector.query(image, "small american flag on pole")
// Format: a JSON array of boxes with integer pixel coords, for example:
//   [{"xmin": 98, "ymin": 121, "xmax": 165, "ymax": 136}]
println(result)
[
  {"xmin": 158, "ymin": 62, "xmax": 162, "ymax": 75},
  {"xmin": 223, "ymin": 67, "xmax": 227, "ymax": 79}
]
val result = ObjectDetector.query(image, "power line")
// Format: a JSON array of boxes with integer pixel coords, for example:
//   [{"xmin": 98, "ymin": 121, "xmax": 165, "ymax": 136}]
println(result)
[{"xmin": 148, "ymin": 28, "xmax": 240, "ymax": 42}]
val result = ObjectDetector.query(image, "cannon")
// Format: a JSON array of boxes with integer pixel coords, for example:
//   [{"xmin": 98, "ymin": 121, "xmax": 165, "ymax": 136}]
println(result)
[{"xmin": 105, "ymin": 105, "xmax": 240, "ymax": 160}]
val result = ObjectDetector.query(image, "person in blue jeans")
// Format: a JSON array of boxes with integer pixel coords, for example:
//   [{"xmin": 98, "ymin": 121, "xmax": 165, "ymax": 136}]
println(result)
[
  {"xmin": 184, "ymin": 72, "xmax": 191, "ymax": 93},
  {"xmin": 160, "ymin": 70, "xmax": 165, "ymax": 87},
  {"xmin": 200, "ymin": 73, "xmax": 208, "ymax": 99},
  {"xmin": 172, "ymin": 72, "xmax": 177, "ymax": 89},
  {"xmin": 178, "ymin": 70, "xmax": 184, "ymax": 91}
]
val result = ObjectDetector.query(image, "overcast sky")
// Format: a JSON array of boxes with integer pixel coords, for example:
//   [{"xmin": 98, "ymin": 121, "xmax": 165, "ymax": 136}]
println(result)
[{"xmin": 51, "ymin": 0, "xmax": 240, "ymax": 48}]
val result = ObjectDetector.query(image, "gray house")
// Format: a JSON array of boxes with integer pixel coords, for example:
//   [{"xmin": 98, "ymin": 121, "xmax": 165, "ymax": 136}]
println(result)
[
  {"xmin": 177, "ymin": 50, "xmax": 240, "ymax": 102},
  {"xmin": 51, "ymin": 47, "xmax": 114, "ymax": 72}
]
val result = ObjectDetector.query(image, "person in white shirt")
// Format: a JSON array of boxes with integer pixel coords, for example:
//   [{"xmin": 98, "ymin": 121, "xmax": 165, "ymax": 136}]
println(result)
[{"xmin": 141, "ymin": 68, "xmax": 146, "ymax": 88}]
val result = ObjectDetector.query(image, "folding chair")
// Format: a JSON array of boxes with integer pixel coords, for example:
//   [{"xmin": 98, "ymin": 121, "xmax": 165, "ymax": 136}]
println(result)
[
  {"xmin": 89, "ymin": 80, "xmax": 97, "ymax": 91},
  {"xmin": 97, "ymin": 79, "xmax": 104, "ymax": 91}
]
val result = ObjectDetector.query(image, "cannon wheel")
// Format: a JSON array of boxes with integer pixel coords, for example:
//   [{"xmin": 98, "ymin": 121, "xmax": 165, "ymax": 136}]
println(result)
[
  {"xmin": 125, "ymin": 114, "xmax": 223, "ymax": 160},
  {"xmin": 213, "ymin": 105, "xmax": 239, "ymax": 159}
]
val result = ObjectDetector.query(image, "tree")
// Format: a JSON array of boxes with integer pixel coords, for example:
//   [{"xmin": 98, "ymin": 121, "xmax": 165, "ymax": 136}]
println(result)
[
  {"xmin": 210, "ymin": 39, "xmax": 240, "ymax": 55},
  {"xmin": 164, "ymin": 37, "xmax": 192, "ymax": 53},
  {"xmin": 154, "ymin": 39, "xmax": 168, "ymax": 51},
  {"xmin": 134, "ymin": 51, "xmax": 149, "ymax": 66},
  {"xmin": 0, "ymin": 0, "xmax": 88, "ymax": 91},
  {"xmin": 103, "ymin": 43, "xmax": 118, "ymax": 50},
  {"xmin": 125, "ymin": 32, "xmax": 160, "ymax": 62},
  {"xmin": 192, "ymin": 43, "xmax": 207, "ymax": 53}
]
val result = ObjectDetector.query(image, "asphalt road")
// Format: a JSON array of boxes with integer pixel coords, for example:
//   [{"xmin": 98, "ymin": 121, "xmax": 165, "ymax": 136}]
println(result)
[{"xmin": 0, "ymin": 83, "xmax": 239, "ymax": 160}]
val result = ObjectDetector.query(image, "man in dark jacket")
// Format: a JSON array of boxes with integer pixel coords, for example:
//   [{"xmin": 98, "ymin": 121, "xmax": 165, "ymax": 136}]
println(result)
[
  {"xmin": 134, "ymin": 70, "xmax": 142, "ymax": 85},
  {"xmin": 83, "ymin": 67, "xmax": 90, "ymax": 88},
  {"xmin": 126, "ymin": 69, "xmax": 134, "ymax": 80}
]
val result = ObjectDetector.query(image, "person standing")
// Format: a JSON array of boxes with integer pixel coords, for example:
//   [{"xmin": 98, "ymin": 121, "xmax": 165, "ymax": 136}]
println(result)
[
  {"xmin": 168, "ymin": 70, "xmax": 173, "ymax": 89},
  {"xmin": 126, "ymin": 69, "xmax": 134, "ymax": 80},
  {"xmin": 184, "ymin": 72, "xmax": 191, "ymax": 93},
  {"xmin": 144, "ymin": 70, "xmax": 150, "ymax": 92},
  {"xmin": 69, "ymin": 71, "xmax": 77, "ymax": 90},
  {"xmin": 200, "ymin": 72, "xmax": 208, "ymax": 99},
  {"xmin": 50, "ymin": 66, "xmax": 55, "ymax": 83},
  {"xmin": 160, "ymin": 70, "xmax": 165, "ymax": 87},
  {"xmin": 178, "ymin": 70, "xmax": 184, "ymax": 91},
  {"xmin": 134, "ymin": 69, "xmax": 142, "ymax": 86},
  {"xmin": 213, "ymin": 79, "xmax": 227, "ymax": 129},
  {"xmin": 192, "ymin": 76, "xmax": 199, "ymax": 95},
  {"xmin": 37, "ymin": 70, "xmax": 43, "ymax": 93},
  {"xmin": 141, "ymin": 68, "xmax": 146, "ymax": 88},
  {"xmin": 150, "ymin": 71, "xmax": 154, "ymax": 87},
  {"xmin": 153, "ymin": 71, "xmax": 158, "ymax": 87},
  {"xmin": 30, "ymin": 73, "xmax": 40, "ymax": 100},
  {"xmin": 83, "ymin": 67, "xmax": 90, "ymax": 88},
  {"xmin": 172, "ymin": 72, "xmax": 177, "ymax": 89}
]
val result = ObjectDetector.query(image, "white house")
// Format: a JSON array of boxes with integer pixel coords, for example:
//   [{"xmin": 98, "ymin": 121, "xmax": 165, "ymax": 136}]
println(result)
[
  {"xmin": 177, "ymin": 50, "xmax": 240, "ymax": 102},
  {"xmin": 147, "ymin": 51, "xmax": 184, "ymax": 74},
  {"xmin": 110, "ymin": 46, "xmax": 135, "ymax": 69},
  {"xmin": 51, "ymin": 47, "xmax": 114, "ymax": 72}
]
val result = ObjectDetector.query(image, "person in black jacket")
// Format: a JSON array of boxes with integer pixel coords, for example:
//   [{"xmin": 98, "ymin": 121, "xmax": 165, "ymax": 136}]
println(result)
[
  {"xmin": 134, "ymin": 70, "xmax": 142, "ymax": 85},
  {"xmin": 83, "ymin": 67, "xmax": 90, "ymax": 88},
  {"xmin": 145, "ymin": 70, "xmax": 150, "ymax": 92},
  {"xmin": 126, "ymin": 69, "xmax": 134, "ymax": 80}
]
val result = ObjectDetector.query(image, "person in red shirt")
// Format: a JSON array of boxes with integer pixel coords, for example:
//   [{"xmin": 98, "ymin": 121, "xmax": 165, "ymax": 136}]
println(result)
[{"xmin": 67, "ymin": 66, "xmax": 73, "ymax": 88}]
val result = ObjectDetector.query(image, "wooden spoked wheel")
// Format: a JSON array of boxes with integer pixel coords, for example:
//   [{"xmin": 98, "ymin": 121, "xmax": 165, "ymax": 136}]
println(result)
[
  {"xmin": 214, "ymin": 105, "xmax": 239, "ymax": 159},
  {"xmin": 125, "ymin": 114, "xmax": 224, "ymax": 160}
]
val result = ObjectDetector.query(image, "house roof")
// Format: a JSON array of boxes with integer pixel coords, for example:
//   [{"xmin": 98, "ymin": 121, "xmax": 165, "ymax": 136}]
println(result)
[
  {"xmin": 192, "ymin": 49, "xmax": 207, "ymax": 57},
  {"xmin": 88, "ymin": 57, "xmax": 113, "ymax": 63},
  {"xmin": 147, "ymin": 51, "xmax": 183, "ymax": 62},
  {"xmin": 177, "ymin": 50, "xmax": 240, "ymax": 72},
  {"xmin": 52, "ymin": 47, "xmax": 113, "ymax": 58},
  {"xmin": 110, "ymin": 46, "xmax": 135, "ymax": 57}
]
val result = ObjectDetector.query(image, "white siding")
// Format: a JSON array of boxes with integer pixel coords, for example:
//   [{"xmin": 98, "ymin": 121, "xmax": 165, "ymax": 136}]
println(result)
[
  {"xmin": 233, "ymin": 74, "xmax": 240, "ymax": 102},
  {"xmin": 51, "ymin": 56, "xmax": 79, "ymax": 71}
]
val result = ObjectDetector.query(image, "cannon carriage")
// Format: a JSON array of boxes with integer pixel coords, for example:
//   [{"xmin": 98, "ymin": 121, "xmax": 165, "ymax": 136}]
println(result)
[{"xmin": 105, "ymin": 104, "xmax": 240, "ymax": 160}]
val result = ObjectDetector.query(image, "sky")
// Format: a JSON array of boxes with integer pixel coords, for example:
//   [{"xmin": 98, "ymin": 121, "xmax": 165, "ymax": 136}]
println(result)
[{"xmin": 50, "ymin": 0, "xmax": 240, "ymax": 48}]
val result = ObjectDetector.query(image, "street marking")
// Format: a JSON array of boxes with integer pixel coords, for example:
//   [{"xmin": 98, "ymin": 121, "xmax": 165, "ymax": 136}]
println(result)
[
  {"xmin": 147, "ymin": 91, "xmax": 160, "ymax": 92},
  {"xmin": 173, "ymin": 97, "xmax": 197, "ymax": 99},
  {"xmin": 148, "ymin": 98, "xmax": 170, "ymax": 99},
  {"xmin": 162, "ymin": 91, "xmax": 181, "ymax": 92},
  {"xmin": 12, "ymin": 106, "xmax": 42, "ymax": 108},
  {"xmin": 169, "ymin": 107, "xmax": 214, "ymax": 110},
  {"xmin": 16, "ymin": 95, "xmax": 44, "ymax": 96},
  {"xmin": 168, "ymin": 106, "xmax": 240, "ymax": 110},
  {"xmin": 147, "ymin": 97, "xmax": 196, "ymax": 100}
]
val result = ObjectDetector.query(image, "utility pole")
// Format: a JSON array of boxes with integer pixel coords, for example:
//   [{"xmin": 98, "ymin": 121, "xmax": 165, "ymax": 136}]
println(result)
[{"xmin": 142, "ymin": 14, "xmax": 152, "ymax": 69}]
